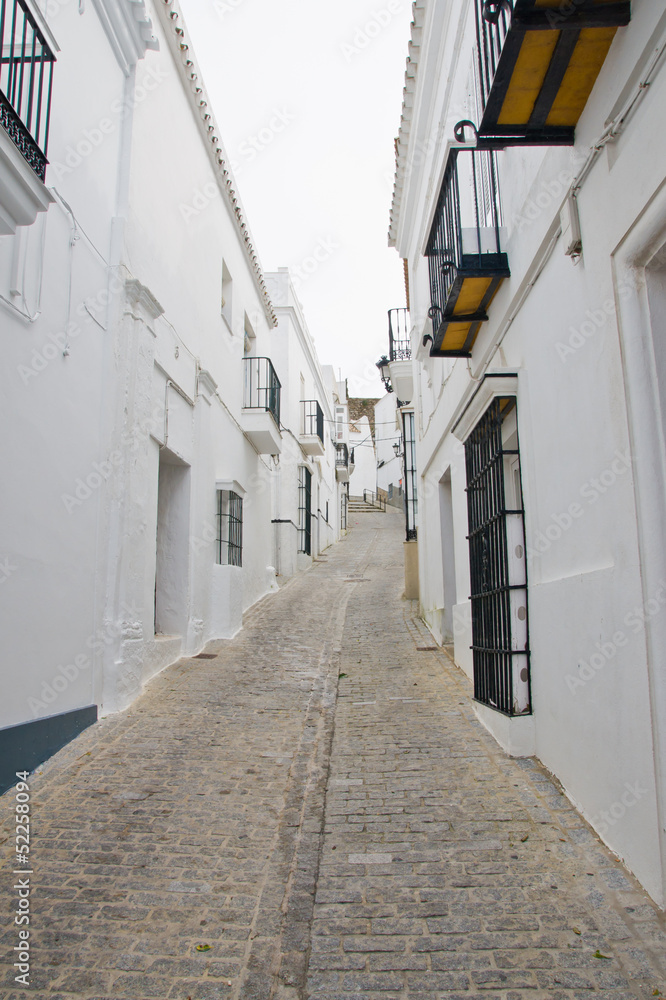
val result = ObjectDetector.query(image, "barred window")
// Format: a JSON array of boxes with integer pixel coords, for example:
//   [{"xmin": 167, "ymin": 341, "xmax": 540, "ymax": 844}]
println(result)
[
  {"xmin": 216, "ymin": 490, "xmax": 243, "ymax": 567},
  {"xmin": 298, "ymin": 467, "xmax": 311, "ymax": 555}
]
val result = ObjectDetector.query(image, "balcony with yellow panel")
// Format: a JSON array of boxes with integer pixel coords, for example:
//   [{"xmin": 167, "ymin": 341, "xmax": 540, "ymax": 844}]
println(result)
[
  {"xmin": 474, "ymin": 0, "xmax": 631, "ymax": 146},
  {"xmin": 425, "ymin": 148, "xmax": 509, "ymax": 358}
]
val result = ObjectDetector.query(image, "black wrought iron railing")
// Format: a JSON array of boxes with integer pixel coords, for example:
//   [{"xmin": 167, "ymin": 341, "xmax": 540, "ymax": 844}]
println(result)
[
  {"xmin": 301, "ymin": 399, "xmax": 324, "ymax": 443},
  {"xmin": 0, "ymin": 0, "xmax": 55, "ymax": 181},
  {"xmin": 388, "ymin": 307, "xmax": 411, "ymax": 361},
  {"xmin": 474, "ymin": 0, "xmax": 514, "ymax": 130},
  {"xmin": 336, "ymin": 443, "xmax": 349, "ymax": 467},
  {"xmin": 363, "ymin": 490, "xmax": 386, "ymax": 512},
  {"xmin": 243, "ymin": 357, "xmax": 281, "ymax": 427},
  {"xmin": 426, "ymin": 147, "xmax": 504, "ymax": 333}
]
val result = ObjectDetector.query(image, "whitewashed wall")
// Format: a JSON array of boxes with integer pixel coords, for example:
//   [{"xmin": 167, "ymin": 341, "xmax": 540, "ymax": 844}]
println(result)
[
  {"xmin": 375, "ymin": 392, "xmax": 402, "ymax": 499},
  {"xmin": 264, "ymin": 269, "xmax": 343, "ymax": 577},
  {"xmin": 0, "ymin": 0, "xmax": 284, "ymax": 762},
  {"xmin": 348, "ymin": 416, "xmax": 377, "ymax": 497}
]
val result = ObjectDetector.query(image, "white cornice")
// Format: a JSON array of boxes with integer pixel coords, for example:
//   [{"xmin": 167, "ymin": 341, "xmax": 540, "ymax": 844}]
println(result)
[
  {"xmin": 452, "ymin": 374, "xmax": 519, "ymax": 442},
  {"xmin": 388, "ymin": 0, "xmax": 426, "ymax": 249},
  {"xmin": 156, "ymin": 0, "xmax": 277, "ymax": 329},
  {"xmin": 91, "ymin": 0, "xmax": 159, "ymax": 75}
]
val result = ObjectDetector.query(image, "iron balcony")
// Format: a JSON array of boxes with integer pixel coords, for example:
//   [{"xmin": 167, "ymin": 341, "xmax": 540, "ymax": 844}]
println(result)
[
  {"xmin": 388, "ymin": 308, "xmax": 411, "ymax": 361},
  {"xmin": 474, "ymin": 0, "xmax": 630, "ymax": 148},
  {"xmin": 241, "ymin": 357, "xmax": 282, "ymax": 455},
  {"xmin": 300, "ymin": 399, "xmax": 325, "ymax": 456},
  {"xmin": 426, "ymin": 148, "xmax": 509, "ymax": 357},
  {"xmin": 0, "ymin": 0, "xmax": 55, "ymax": 181},
  {"xmin": 336, "ymin": 443, "xmax": 351, "ymax": 482}
]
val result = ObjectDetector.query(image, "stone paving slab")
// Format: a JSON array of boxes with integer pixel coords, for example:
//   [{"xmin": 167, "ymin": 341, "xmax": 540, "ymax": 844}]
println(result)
[
  {"xmin": 1, "ymin": 509, "xmax": 665, "ymax": 1000},
  {"xmin": 306, "ymin": 513, "xmax": 666, "ymax": 999}
]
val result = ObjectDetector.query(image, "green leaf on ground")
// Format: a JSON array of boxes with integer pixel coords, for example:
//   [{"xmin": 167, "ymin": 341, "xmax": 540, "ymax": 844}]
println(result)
[
  {"xmin": 196, "ymin": 944, "xmax": 211, "ymax": 952},
  {"xmin": 594, "ymin": 950, "xmax": 612, "ymax": 960}
]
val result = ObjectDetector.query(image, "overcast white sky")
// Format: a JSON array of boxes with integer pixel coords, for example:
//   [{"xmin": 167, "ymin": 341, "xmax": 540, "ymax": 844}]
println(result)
[{"xmin": 178, "ymin": 0, "xmax": 413, "ymax": 398}]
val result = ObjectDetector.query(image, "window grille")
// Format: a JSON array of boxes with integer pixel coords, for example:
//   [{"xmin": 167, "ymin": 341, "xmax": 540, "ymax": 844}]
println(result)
[
  {"xmin": 464, "ymin": 397, "xmax": 530, "ymax": 715},
  {"xmin": 298, "ymin": 467, "xmax": 311, "ymax": 555},
  {"xmin": 216, "ymin": 490, "xmax": 243, "ymax": 567},
  {"xmin": 402, "ymin": 411, "xmax": 418, "ymax": 541},
  {"xmin": 340, "ymin": 490, "xmax": 348, "ymax": 532}
]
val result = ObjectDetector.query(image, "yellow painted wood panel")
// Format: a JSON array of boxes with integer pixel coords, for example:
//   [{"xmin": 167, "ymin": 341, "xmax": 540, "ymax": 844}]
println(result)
[
  {"xmin": 498, "ymin": 31, "xmax": 559, "ymax": 125},
  {"xmin": 453, "ymin": 277, "xmax": 493, "ymax": 315},
  {"xmin": 546, "ymin": 28, "xmax": 617, "ymax": 126},
  {"xmin": 441, "ymin": 323, "xmax": 473, "ymax": 353}
]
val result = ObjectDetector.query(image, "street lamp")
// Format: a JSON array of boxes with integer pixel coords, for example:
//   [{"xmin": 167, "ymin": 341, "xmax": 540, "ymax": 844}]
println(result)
[
  {"xmin": 376, "ymin": 355, "xmax": 393, "ymax": 393},
  {"xmin": 393, "ymin": 441, "xmax": 401, "ymax": 459}
]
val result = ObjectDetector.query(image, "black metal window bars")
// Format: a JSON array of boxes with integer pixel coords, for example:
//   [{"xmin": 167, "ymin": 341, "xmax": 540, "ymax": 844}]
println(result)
[
  {"xmin": 0, "ymin": 0, "xmax": 55, "ymax": 181},
  {"xmin": 388, "ymin": 307, "xmax": 411, "ymax": 361},
  {"xmin": 298, "ymin": 466, "xmax": 312, "ymax": 555},
  {"xmin": 243, "ymin": 357, "xmax": 281, "ymax": 428},
  {"xmin": 402, "ymin": 410, "xmax": 417, "ymax": 541},
  {"xmin": 216, "ymin": 490, "xmax": 243, "ymax": 567},
  {"xmin": 301, "ymin": 399, "xmax": 324, "ymax": 443},
  {"xmin": 464, "ymin": 397, "xmax": 530, "ymax": 716},
  {"xmin": 335, "ymin": 443, "xmax": 349, "ymax": 468},
  {"xmin": 426, "ymin": 147, "xmax": 509, "ymax": 356}
]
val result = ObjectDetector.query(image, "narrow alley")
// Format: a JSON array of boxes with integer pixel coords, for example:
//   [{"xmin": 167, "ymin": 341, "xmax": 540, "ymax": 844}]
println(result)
[{"xmin": 1, "ymin": 511, "xmax": 665, "ymax": 1000}]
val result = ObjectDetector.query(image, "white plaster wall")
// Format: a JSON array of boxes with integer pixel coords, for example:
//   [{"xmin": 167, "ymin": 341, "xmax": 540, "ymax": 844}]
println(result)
[
  {"xmin": 0, "ymin": 0, "xmax": 284, "ymax": 735},
  {"xmin": 264, "ymin": 270, "xmax": 342, "ymax": 575},
  {"xmin": 0, "ymin": 0, "xmax": 132, "ymax": 730},
  {"xmin": 374, "ymin": 393, "xmax": 402, "ymax": 498},
  {"xmin": 348, "ymin": 416, "xmax": 377, "ymax": 497},
  {"xmin": 393, "ymin": 0, "xmax": 666, "ymax": 903}
]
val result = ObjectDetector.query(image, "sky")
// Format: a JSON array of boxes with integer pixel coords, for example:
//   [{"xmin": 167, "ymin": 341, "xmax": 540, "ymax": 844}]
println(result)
[{"xmin": 178, "ymin": 0, "xmax": 413, "ymax": 398}]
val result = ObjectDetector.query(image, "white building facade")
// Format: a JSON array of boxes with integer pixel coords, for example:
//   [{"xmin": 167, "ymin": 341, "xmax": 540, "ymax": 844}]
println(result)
[
  {"xmin": 0, "ymin": 0, "xmax": 342, "ymax": 793},
  {"xmin": 390, "ymin": 0, "xmax": 666, "ymax": 906},
  {"xmin": 265, "ymin": 269, "xmax": 347, "ymax": 577}
]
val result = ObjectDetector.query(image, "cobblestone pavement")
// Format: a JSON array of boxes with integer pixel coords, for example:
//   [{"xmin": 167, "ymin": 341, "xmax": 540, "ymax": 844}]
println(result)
[{"xmin": 1, "ymin": 510, "xmax": 665, "ymax": 1000}]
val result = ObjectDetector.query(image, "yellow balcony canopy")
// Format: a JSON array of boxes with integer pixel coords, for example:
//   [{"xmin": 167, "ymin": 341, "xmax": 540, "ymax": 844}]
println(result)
[{"xmin": 474, "ymin": 0, "xmax": 631, "ymax": 146}]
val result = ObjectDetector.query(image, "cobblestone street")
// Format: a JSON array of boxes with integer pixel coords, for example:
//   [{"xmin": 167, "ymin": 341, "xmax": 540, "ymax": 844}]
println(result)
[{"xmin": 1, "ymin": 509, "xmax": 665, "ymax": 1000}]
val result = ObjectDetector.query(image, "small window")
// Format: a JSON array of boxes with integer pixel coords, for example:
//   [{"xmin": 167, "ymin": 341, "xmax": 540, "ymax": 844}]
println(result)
[
  {"xmin": 216, "ymin": 490, "xmax": 243, "ymax": 566},
  {"xmin": 221, "ymin": 260, "xmax": 233, "ymax": 327}
]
